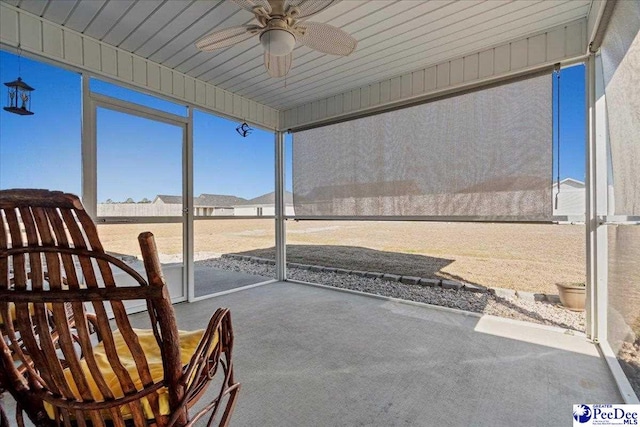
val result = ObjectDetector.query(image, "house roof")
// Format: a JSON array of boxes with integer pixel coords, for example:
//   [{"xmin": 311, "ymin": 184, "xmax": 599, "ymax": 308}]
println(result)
[
  {"xmin": 154, "ymin": 195, "xmax": 182, "ymax": 204},
  {"xmin": 239, "ymin": 191, "xmax": 294, "ymax": 206},
  {"xmin": 154, "ymin": 194, "xmax": 248, "ymax": 207},
  {"xmin": 152, "ymin": 192, "xmax": 294, "ymax": 207},
  {"xmin": 195, "ymin": 194, "xmax": 248, "ymax": 207},
  {"xmin": 458, "ymin": 176, "xmax": 550, "ymax": 193},
  {"xmin": 559, "ymin": 178, "xmax": 585, "ymax": 188},
  {"xmin": 300, "ymin": 182, "xmax": 422, "ymax": 201}
]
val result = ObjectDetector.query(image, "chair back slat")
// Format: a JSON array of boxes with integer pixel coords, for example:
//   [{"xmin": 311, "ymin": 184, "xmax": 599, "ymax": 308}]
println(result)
[
  {"xmin": 55, "ymin": 206, "xmax": 140, "ymax": 405},
  {"xmin": 0, "ymin": 301, "xmax": 39, "ymax": 382},
  {"xmin": 4, "ymin": 207, "xmax": 63, "ymax": 397},
  {"xmin": 44, "ymin": 207, "xmax": 114, "ymax": 401},
  {"xmin": 0, "ymin": 211, "xmax": 7, "ymax": 282},
  {"xmin": 0, "ymin": 189, "xmax": 185, "ymax": 426},
  {"xmin": 71, "ymin": 300, "xmax": 117, "ymax": 401},
  {"xmin": 60, "ymin": 204, "xmax": 150, "ymax": 411},
  {"xmin": 45, "ymin": 207, "xmax": 79, "ymax": 290},
  {"xmin": 21, "ymin": 206, "xmax": 81, "ymax": 400}
]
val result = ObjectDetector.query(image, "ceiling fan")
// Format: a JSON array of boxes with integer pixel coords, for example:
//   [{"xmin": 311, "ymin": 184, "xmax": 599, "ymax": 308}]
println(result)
[{"xmin": 195, "ymin": 0, "xmax": 357, "ymax": 78}]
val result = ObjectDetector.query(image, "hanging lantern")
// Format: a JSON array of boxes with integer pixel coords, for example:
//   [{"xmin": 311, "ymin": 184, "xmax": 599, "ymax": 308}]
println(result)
[{"xmin": 4, "ymin": 77, "xmax": 34, "ymax": 116}]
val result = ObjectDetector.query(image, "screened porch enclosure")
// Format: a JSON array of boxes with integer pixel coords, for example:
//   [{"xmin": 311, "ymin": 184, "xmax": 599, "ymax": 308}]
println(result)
[{"xmin": 0, "ymin": 1, "xmax": 638, "ymax": 422}]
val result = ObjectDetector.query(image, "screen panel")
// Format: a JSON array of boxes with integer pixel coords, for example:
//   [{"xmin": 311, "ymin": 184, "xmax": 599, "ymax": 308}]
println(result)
[
  {"xmin": 601, "ymin": 0, "xmax": 640, "ymax": 215},
  {"xmin": 607, "ymin": 225, "xmax": 640, "ymax": 354},
  {"xmin": 96, "ymin": 107, "xmax": 183, "ymax": 213},
  {"xmin": 292, "ymin": 74, "xmax": 553, "ymax": 220}
]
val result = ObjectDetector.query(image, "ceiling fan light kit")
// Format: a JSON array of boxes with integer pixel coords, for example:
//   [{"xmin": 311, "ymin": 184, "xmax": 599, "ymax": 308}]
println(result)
[
  {"xmin": 260, "ymin": 28, "xmax": 296, "ymax": 56},
  {"xmin": 195, "ymin": 0, "xmax": 357, "ymax": 78}
]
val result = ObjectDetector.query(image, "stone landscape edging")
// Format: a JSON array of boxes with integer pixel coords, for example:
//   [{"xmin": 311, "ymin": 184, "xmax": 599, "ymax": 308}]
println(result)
[{"xmin": 221, "ymin": 254, "xmax": 561, "ymax": 303}]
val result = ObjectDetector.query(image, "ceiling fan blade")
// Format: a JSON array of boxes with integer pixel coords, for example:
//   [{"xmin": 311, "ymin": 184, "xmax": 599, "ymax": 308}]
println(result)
[
  {"xmin": 296, "ymin": 22, "xmax": 357, "ymax": 56},
  {"xmin": 286, "ymin": 0, "xmax": 341, "ymax": 20},
  {"xmin": 264, "ymin": 51, "xmax": 293, "ymax": 77},
  {"xmin": 232, "ymin": 0, "xmax": 272, "ymax": 14},
  {"xmin": 195, "ymin": 25, "xmax": 259, "ymax": 52}
]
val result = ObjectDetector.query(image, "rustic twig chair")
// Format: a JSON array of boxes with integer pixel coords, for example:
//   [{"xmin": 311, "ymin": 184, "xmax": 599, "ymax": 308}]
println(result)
[{"xmin": 0, "ymin": 189, "xmax": 239, "ymax": 427}]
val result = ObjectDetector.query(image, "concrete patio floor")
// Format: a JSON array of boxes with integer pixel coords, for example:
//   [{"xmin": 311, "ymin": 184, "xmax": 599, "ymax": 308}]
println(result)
[{"xmin": 2, "ymin": 281, "xmax": 622, "ymax": 426}]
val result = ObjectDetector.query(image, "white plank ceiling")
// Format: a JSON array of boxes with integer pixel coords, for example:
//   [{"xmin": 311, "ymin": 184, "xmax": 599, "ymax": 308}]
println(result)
[{"xmin": 3, "ymin": 0, "xmax": 592, "ymax": 110}]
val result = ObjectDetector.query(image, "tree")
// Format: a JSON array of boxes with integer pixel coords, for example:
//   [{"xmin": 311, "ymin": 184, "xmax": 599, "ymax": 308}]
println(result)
[
  {"xmin": 140, "ymin": 197, "xmax": 151, "ymax": 204},
  {"xmin": 105, "ymin": 199, "xmax": 113, "ymax": 204},
  {"xmin": 125, "ymin": 198, "xmax": 134, "ymax": 203}
]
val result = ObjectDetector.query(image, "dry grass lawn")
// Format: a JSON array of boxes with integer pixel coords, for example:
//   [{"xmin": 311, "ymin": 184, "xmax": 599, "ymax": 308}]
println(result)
[
  {"xmin": 280, "ymin": 221, "xmax": 584, "ymax": 295},
  {"xmin": 97, "ymin": 220, "xmax": 586, "ymax": 295}
]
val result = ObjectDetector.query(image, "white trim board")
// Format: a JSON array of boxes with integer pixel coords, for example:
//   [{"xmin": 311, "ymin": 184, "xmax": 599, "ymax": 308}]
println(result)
[{"xmin": 281, "ymin": 19, "xmax": 587, "ymax": 131}]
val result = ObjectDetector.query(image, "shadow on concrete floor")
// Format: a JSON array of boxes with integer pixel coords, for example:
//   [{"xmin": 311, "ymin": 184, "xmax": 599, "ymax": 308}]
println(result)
[
  {"xmin": 236, "ymin": 244, "xmax": 457, "ymax": 280},
  {"xmin": 194, "ymin": 265, "xmax": 270, "ymax": 298}
]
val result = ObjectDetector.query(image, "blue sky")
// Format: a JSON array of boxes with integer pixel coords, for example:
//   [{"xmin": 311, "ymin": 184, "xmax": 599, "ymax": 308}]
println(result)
[
  {"xmin": 553, "ymin": 64, "xmax": 586, "ymax": 181},
  {"xmin": 1, "ymin": 50, "xmax": 584, "ymax": 202},
  {"xmin": 0, "ymin": 51, "xmax": 82, "ymax": 194}
]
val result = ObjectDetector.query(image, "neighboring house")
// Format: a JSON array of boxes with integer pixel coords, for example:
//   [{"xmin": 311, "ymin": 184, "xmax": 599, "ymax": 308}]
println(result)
[
  {"xmin": 100, "ymin": 183, "xmax": 585, "ymax": 218},
  {"xmin": 98, "ymin": 182, "xmax": 589, "ymax": 219},
  {"xmin": 153, "ymin": 195, "xmax": 182, "ymax": 205},
  {"xmin": 194, "ymin": 194, "xmax": 247, "ymax": 216},
  {"xmin": 97, "ymin": 192, "xmax": 295, "ymax": 216},
  {"xmin": 552, "ymin": 178, "xmax": 585, "ymax": 217},
  {"xmin": 155, "ymin": 194, "xmax": 248, "ymax": 216},
  {"xmin": 233, "ymin": 191, "xmax": 295, "ymax": 216}
]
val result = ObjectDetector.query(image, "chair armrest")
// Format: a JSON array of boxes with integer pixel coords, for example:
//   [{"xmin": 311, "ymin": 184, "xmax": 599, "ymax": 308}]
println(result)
[
  {"xmin": 166, "ymin": 308, "xmax": 238, "ymax": 427},
  {"xmin": 181, "ymin": 308, "xmax": 233, "ymax": 392}
]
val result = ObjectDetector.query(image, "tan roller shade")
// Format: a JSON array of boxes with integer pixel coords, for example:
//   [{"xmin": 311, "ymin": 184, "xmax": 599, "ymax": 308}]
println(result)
[
  {"xmin": 292, "ymin": 73, "xmax": 553, "ymax": 220},
  {"xmin": 601, "ymin": 0, "xmax": 640, "ymax": 216}
]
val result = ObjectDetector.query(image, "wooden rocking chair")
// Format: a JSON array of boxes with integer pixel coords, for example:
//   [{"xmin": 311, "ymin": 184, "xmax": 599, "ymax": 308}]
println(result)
[{"xmin": 0, "ymin": 189, "xmax": 240, "ymax": 427}]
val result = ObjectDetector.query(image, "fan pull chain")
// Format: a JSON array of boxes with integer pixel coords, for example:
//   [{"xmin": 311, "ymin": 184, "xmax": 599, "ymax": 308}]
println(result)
[{"xmin": 554, "ymin": 65, "xmax": 561, "ymax": 210}]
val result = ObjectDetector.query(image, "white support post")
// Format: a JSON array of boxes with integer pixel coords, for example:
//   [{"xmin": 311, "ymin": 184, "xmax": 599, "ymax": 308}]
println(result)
[
  {"xmin": 594, "ymin": 53, "xmax": 609, "ymax": 342},
  {"xmin": 275, "ymin": 131, "xmax": 287, "ymax": 281},
  {"xmin": 589, "ymin": 9, "xmax": 640, "ymax": 402},
  {"xmin": 585, "ymin": 54, "xmax": 598, "ymax": 341},
  {"xmin": 81, "ymin": 73, "xmax": 97, "ymax": 219},
  {"xmin": 185, "ymin": 106, "xmax": 195, "ymax": 301},
  {"xmin": 586, "ymin": 52, "xmax": 610, "ymax": 342}
]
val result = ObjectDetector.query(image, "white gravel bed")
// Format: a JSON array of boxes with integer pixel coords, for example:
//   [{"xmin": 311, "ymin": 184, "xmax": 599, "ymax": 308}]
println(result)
[{"xmin": 200, "ymin": 258, "xmax": 586, "ymax": 332}]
